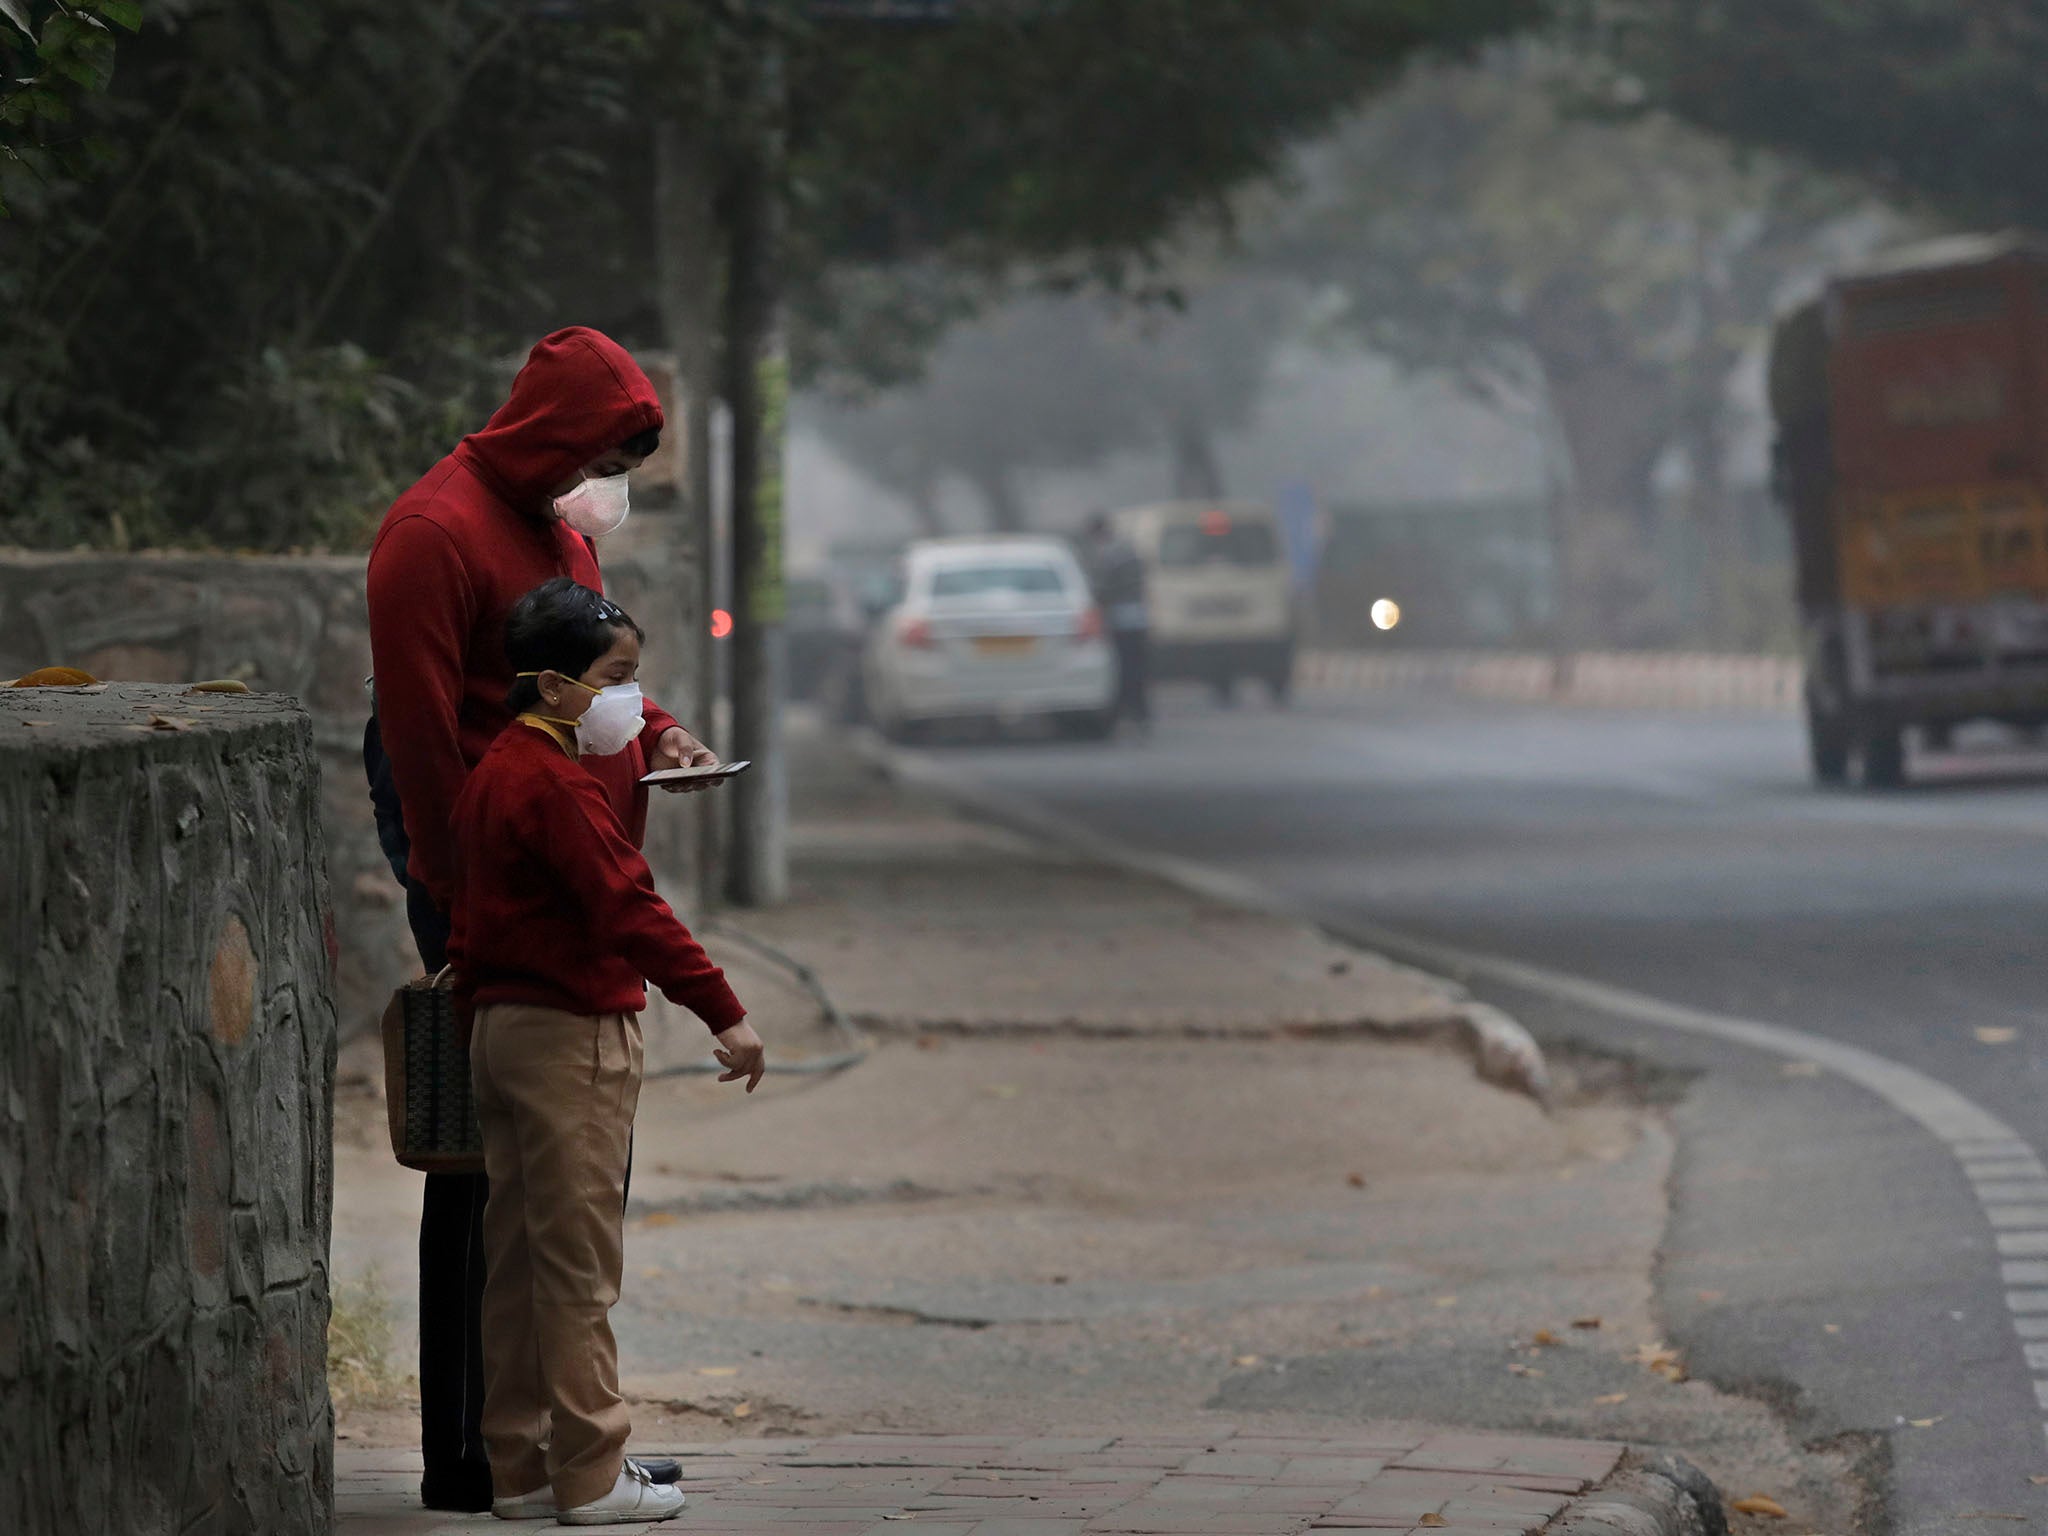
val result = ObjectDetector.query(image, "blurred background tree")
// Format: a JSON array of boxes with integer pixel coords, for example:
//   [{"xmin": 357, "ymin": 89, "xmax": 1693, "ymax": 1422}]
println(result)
[
  {"xmin": 1280, "ymin": 48, "xmax": 1887, "ymax": 648},
  {"xmin": 0, "ymin": 0, "xmax": 1539, "ymax": 552}
]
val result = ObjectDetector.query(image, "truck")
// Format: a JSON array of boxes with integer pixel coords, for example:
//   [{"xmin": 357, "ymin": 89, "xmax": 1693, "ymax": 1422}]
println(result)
[{"xmin": 1770, "ymin": 233, "xmax": 2048, "ymax": 787}]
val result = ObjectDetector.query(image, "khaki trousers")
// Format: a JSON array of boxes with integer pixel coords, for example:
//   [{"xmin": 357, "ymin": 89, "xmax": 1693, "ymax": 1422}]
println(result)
[{"xmin": 470, "ymin": 1003, "xmax": 645, "ymax": 1509}]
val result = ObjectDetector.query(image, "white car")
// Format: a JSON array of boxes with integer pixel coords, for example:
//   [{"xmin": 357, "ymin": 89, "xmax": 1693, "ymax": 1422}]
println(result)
[{"xmin": 864, "ymin": 538, "xmax": 1116, "ymax": 741}]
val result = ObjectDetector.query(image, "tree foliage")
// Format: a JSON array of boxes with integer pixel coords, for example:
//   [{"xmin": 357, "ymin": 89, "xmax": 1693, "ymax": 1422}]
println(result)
[
  {"xmin": 3, "ymin": 0, "xmax": 1545, "ymax": 552},
  {"xmin": 1570, "ymin": 0, "xmax": 2048, "ymax": 231},
  {"xmin": 1284, "ymin": 49, "xmax": 1874, "ymax": 644},
  {"xmin": 0, "ymin": 0, "xmax": 140, "ymax": 216}
]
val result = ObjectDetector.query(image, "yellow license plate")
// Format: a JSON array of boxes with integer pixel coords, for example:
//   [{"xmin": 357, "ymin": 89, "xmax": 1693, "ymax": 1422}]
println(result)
[{"xmin": 973, "ymin": 635, "xmax": 1038, "ymax": 655}]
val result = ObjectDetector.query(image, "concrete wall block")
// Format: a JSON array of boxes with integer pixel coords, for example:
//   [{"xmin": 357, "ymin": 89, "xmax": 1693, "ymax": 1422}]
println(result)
[
  {"xmin": 0, "ymin": 682, "xmax": 337, "ymax": 1534},
  {"xmin": 0, "ymin": 550, "xmax": 696, "ymax": 1042}
]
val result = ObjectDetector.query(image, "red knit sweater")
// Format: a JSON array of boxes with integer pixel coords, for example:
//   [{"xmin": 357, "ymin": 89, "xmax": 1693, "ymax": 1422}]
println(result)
[
  {"xmin": 447, "ymin": 723, "xmax": 746, "ymax": 1031},
  {"xmin": 366, "ymin": 327, "xmax": 682, "ymax": 908}
]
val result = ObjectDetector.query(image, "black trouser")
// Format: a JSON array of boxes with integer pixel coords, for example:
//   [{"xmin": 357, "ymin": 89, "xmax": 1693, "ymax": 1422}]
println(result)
[
  {"xmin": 364, "ymin": 714, "xmax": 491, "ymax": 1505},
  {"xmin": 1111, "ymin": 627, "xmax": 1152, "ymax": 724}
]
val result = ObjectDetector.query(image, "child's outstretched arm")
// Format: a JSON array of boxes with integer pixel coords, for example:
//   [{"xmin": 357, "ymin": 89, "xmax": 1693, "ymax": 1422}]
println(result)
[{"xmin": 540, "ymin": 779, "xmax": 749, "ymax": 1037}]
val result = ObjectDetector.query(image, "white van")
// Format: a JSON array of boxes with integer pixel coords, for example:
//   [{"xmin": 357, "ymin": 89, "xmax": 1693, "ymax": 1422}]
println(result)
[{"xmin": 1114, "ymin": 501, "xmax": 1296, "ymax": 702}]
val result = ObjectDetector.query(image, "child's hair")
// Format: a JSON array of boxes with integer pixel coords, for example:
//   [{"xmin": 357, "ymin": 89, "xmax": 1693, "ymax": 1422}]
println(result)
[{"xmin": 504, "ymin": 578, "xmax": 645, "ymax": 714}]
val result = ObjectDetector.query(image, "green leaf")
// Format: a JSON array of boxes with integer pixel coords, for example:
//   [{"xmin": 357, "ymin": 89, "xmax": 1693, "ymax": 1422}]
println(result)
[
  {"xmin": 90, "ymin": 0, "xmax": 143, "ymax": 30},
  {"xmin": 0, "ymin": 0, "xmax": 30, "ymax": 39}
]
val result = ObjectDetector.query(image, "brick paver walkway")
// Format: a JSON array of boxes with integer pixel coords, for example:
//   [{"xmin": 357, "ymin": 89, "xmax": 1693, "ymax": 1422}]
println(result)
[{"xmin": 337, "ymin": 1428, "xmax": 1623, "ymax": 1535}]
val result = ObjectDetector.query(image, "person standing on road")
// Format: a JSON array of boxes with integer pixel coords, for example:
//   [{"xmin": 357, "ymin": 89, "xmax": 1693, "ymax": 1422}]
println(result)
[
  {"xmin": 363, "ymin": 326, "xmax": 717, "ymax": 1514},
  {"xmin": 1082, "ymin": 509, "xmax": 1152, "ymax": 733},
  {"xmin": 451, "ymin": 578, "xmax": 764, "ymax": 1526}
]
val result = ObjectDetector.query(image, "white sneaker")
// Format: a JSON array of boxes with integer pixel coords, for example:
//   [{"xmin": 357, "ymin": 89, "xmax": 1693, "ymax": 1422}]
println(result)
[
  {"xmin": 557, "ymin": 1462, "xmax": 686, "ymax": 1526},
  {"xmin": 493, "ymin": 1486, "xmax": 556, "ymax": 1521}
]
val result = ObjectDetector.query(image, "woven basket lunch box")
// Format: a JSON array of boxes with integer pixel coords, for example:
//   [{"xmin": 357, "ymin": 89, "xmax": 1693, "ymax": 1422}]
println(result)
[{"xmin": 380, "ymin": 970, "xmax": 484, "ymax": 1173}]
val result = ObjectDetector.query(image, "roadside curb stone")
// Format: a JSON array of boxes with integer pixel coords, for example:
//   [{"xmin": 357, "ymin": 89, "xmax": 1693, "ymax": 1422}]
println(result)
[
  {"xmin": 1546, "ymin": 1456, "xmax": 1726, "ymax": 1536},
  {"xmin": 858, "ymin": 732, "xmax": 1557, "ymax": 1107}
]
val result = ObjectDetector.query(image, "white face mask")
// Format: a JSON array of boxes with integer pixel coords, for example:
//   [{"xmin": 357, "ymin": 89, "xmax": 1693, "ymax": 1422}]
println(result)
[
  {"xmin": 552, "ymin": 472, "xmax": 631, "ymax": 538},
  {"xmin": 573, "ymin": 680, "xmax": 645, "ymax": 757}
]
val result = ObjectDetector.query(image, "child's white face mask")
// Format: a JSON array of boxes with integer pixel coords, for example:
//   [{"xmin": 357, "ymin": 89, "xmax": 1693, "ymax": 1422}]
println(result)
[
  {"xmin": 572, "ymin": 681, "xmax": 644, "ymax": 757},
  {"xmin": 553, "ymin": 472, "xmax": 632, "ymax": 538}
]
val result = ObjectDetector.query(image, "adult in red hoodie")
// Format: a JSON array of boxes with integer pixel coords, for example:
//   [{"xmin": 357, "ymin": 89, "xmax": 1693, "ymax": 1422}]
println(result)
[{"xmin": 363, "ymin": 327, "xmax": 712, "ymax": 1513}]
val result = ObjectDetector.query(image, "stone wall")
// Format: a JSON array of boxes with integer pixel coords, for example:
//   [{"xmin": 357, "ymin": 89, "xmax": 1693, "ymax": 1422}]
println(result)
[
  {"xmin": 0, "ymin": 683, "xmax": 338, "ymax": 1534},
  {"xmin": 0, "ymin": 529, "xmax": 704, "ymax": 1041}
]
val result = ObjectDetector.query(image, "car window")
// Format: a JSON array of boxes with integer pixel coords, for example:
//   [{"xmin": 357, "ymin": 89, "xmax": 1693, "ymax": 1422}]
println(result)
[
  {"xmin": 1158, "ymin": 520, "xmax": 1280, "ymax": 568},
  {"xmin": 928, "ymin": 563, "xmax": 1070, "ymax": 599}
]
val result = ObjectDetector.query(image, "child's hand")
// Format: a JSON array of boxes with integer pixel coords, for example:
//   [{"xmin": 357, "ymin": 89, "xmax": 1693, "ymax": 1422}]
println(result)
[
  {"xmin": 712, "ymin": 1021, "xmax": 767, "ymax": 1093},
  {"xmin": 651, "ymin": 727, "xmax": 721, "ymax": 793}
]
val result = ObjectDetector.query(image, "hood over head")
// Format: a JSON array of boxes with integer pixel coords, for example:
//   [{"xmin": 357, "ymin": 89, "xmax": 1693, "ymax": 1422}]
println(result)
[{"xmin": 457, "ymin": 327, "xmax": 663, "ymax": 514}]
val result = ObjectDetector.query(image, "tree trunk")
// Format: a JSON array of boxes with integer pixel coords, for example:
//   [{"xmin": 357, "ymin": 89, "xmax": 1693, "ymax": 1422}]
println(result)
[
  {"xmin": 906, "ymin": 454, "xmax": 947, "ymax": 537},
  {"xmin": 1169, "ymin": 401, "xmax": 1226, "ymax": 501},
  {"xmin": 1537, "ymin": 346, "xmax": 1675, "ymax": 649},
  {"xmin": 971, "ymin": 463, "xmax": 1029, "ymax": 532}
]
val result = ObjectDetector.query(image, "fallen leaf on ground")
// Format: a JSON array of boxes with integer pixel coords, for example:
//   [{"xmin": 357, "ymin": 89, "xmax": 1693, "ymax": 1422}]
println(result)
[
  {"xmin": 1507, "ymin": 1363, "xmax": 1544, "ymax": 1377},
  {"xmin": 1977, "ymin": 1028, "xmax": 2020, "ymax": 1045},
  {"xmin": 731, "ymin": 1402, "xmax": 753, "ymax": 1419},
  {"xmin": 641, "ymin": 1267, "xmax": 662, "ymax": 1279},
  {"xmin": 1346, "ymin": 1172, "xmax": 1367, "ymax": 1189},
  {"xmin": 2029, "ymin": 1475, "xmax": 2048, "ymax": 1486},
  {"xmin": 1697, "ymin": 1290, "xmax": 1727, "ymax": 1304},
  {"xmin": 1824, "ymin": 1324, "xmax": 1841, "ymax": 1334},
  {"xmin": 914, "ymin": 1036, "xmax": 942, "ymax": 1051},
  {"xmin": 1632, "ymin": 1343, "xmax": 1688, "ymax": 1382},
  {"xmin": 146, "ymin": 714, "xmax": 194, "ymax": 732},
  {"xmin": 1433, "ymin": 1296, "xmax": 1458, "ymax": 1309},
  {"xmin": 1731, "ymin": 1495, "xmax": 1788, "ymax": 1518},
  {"xmin": 1909, "ymin": 1416, "xmax": 1944, "ymax": 1428},
  {"xmin": 1233, "ymin": 1355, "xmax": 1261, "ymax": 1367},
  {"xmin": 1531, "ymin": 1329, "xmax": 1559, "ymax": 1347},
  {"xmin": 1594, "ymin": 1393, "xmax": 1629, "ymax": 1405},
  {"xmin": 1418, "ymin": 1517, "xmax": 1448, "ymax": 1529},
  {"xmin": 1780, "ymin": 1061, "xmax": 1822, "ymax": 1077},
  {"xmin": 20, "ymin": 720, "xmax": 52, "ymax": 727},
  {"xmin": 1573, "ymin": 1316, "xmax": 1603, "ymax": 1329},
  {"xmin": 983, "ymin": 1084, "xmax": 1021, "ymax": 1099},
  {"xmin": 641, "ymin": 1213, "xmax": 678, "ymax": 1228},
  {"xmin": 698, "ymin": 1367, "xmax": 739, "ymax": 1377}
]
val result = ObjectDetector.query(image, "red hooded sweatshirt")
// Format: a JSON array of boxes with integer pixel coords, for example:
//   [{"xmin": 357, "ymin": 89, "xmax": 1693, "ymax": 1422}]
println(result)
[{"xmin": 366, "ymin": 327, "xmax": 684, "ymax": 909}]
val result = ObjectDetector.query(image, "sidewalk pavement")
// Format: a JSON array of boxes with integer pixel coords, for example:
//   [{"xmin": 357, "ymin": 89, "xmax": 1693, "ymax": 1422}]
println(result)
[
  {"xmin": 337, "ymin": 1426, "xmax": 1627, "ymax": 1535},
  {"xmin": 331, "ymin": 711, "xmax": 1861, "ymax": 1535}
]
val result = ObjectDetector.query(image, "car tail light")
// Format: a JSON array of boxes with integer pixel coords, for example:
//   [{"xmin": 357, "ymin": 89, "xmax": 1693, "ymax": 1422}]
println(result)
[
  {"xmin": 1075, "ymin": 606, "xmax": 1104, "ymax": 641},
  {"xmin": 898, "ymin": 615, "xmax": 937, "ymax": 650}
]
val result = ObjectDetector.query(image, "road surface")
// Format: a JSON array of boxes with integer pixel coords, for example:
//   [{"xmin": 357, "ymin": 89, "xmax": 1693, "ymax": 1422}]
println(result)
[{"xmin": 901, "ymin": 685, "xmax": 2048, "ymax": 1534}]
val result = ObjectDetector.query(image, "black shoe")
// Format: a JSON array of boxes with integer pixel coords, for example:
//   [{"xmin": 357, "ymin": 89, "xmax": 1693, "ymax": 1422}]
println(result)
[
  {"xmin": 420, "ymin": 1466, "xmax": 495, "ymax": 1513},
  {"xmin": 628, "ymin": 1456, "xmax": 683, "ymax": 1485}
]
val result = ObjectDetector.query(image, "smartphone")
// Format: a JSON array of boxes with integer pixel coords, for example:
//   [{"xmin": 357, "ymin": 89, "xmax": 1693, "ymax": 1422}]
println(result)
[{"xmin": 640, "ymin": 759, "xmax": 752, "ymax": 787}]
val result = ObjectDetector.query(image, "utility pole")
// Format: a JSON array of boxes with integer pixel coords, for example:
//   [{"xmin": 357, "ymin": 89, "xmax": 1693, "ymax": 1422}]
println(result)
[
  {"xmin": 652, "ymin": 105, "xmax": 727, "ymax": 907},
  {"xmin": 721, "ymin": 43, "xmax": 789, "ymax": 907},
  {"xmin": 718, "ymin": 0, "xmax": 957, "ymax": 908}
]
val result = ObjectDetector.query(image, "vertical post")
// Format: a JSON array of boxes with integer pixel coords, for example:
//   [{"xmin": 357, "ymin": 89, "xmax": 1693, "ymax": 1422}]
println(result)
[
  {"xmin": 722, "ymin": 45, "xmax": 789, "ymax": 908},
  {"xmin": 653, "ymin": 111, "xmax": 727, "ymax": 906}
]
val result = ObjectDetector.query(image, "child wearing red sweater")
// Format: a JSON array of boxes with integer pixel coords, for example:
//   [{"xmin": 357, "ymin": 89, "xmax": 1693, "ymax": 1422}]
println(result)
[{"xmin": 449, "ymin": 577, "xmax": 764, "ymax": 1527}]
